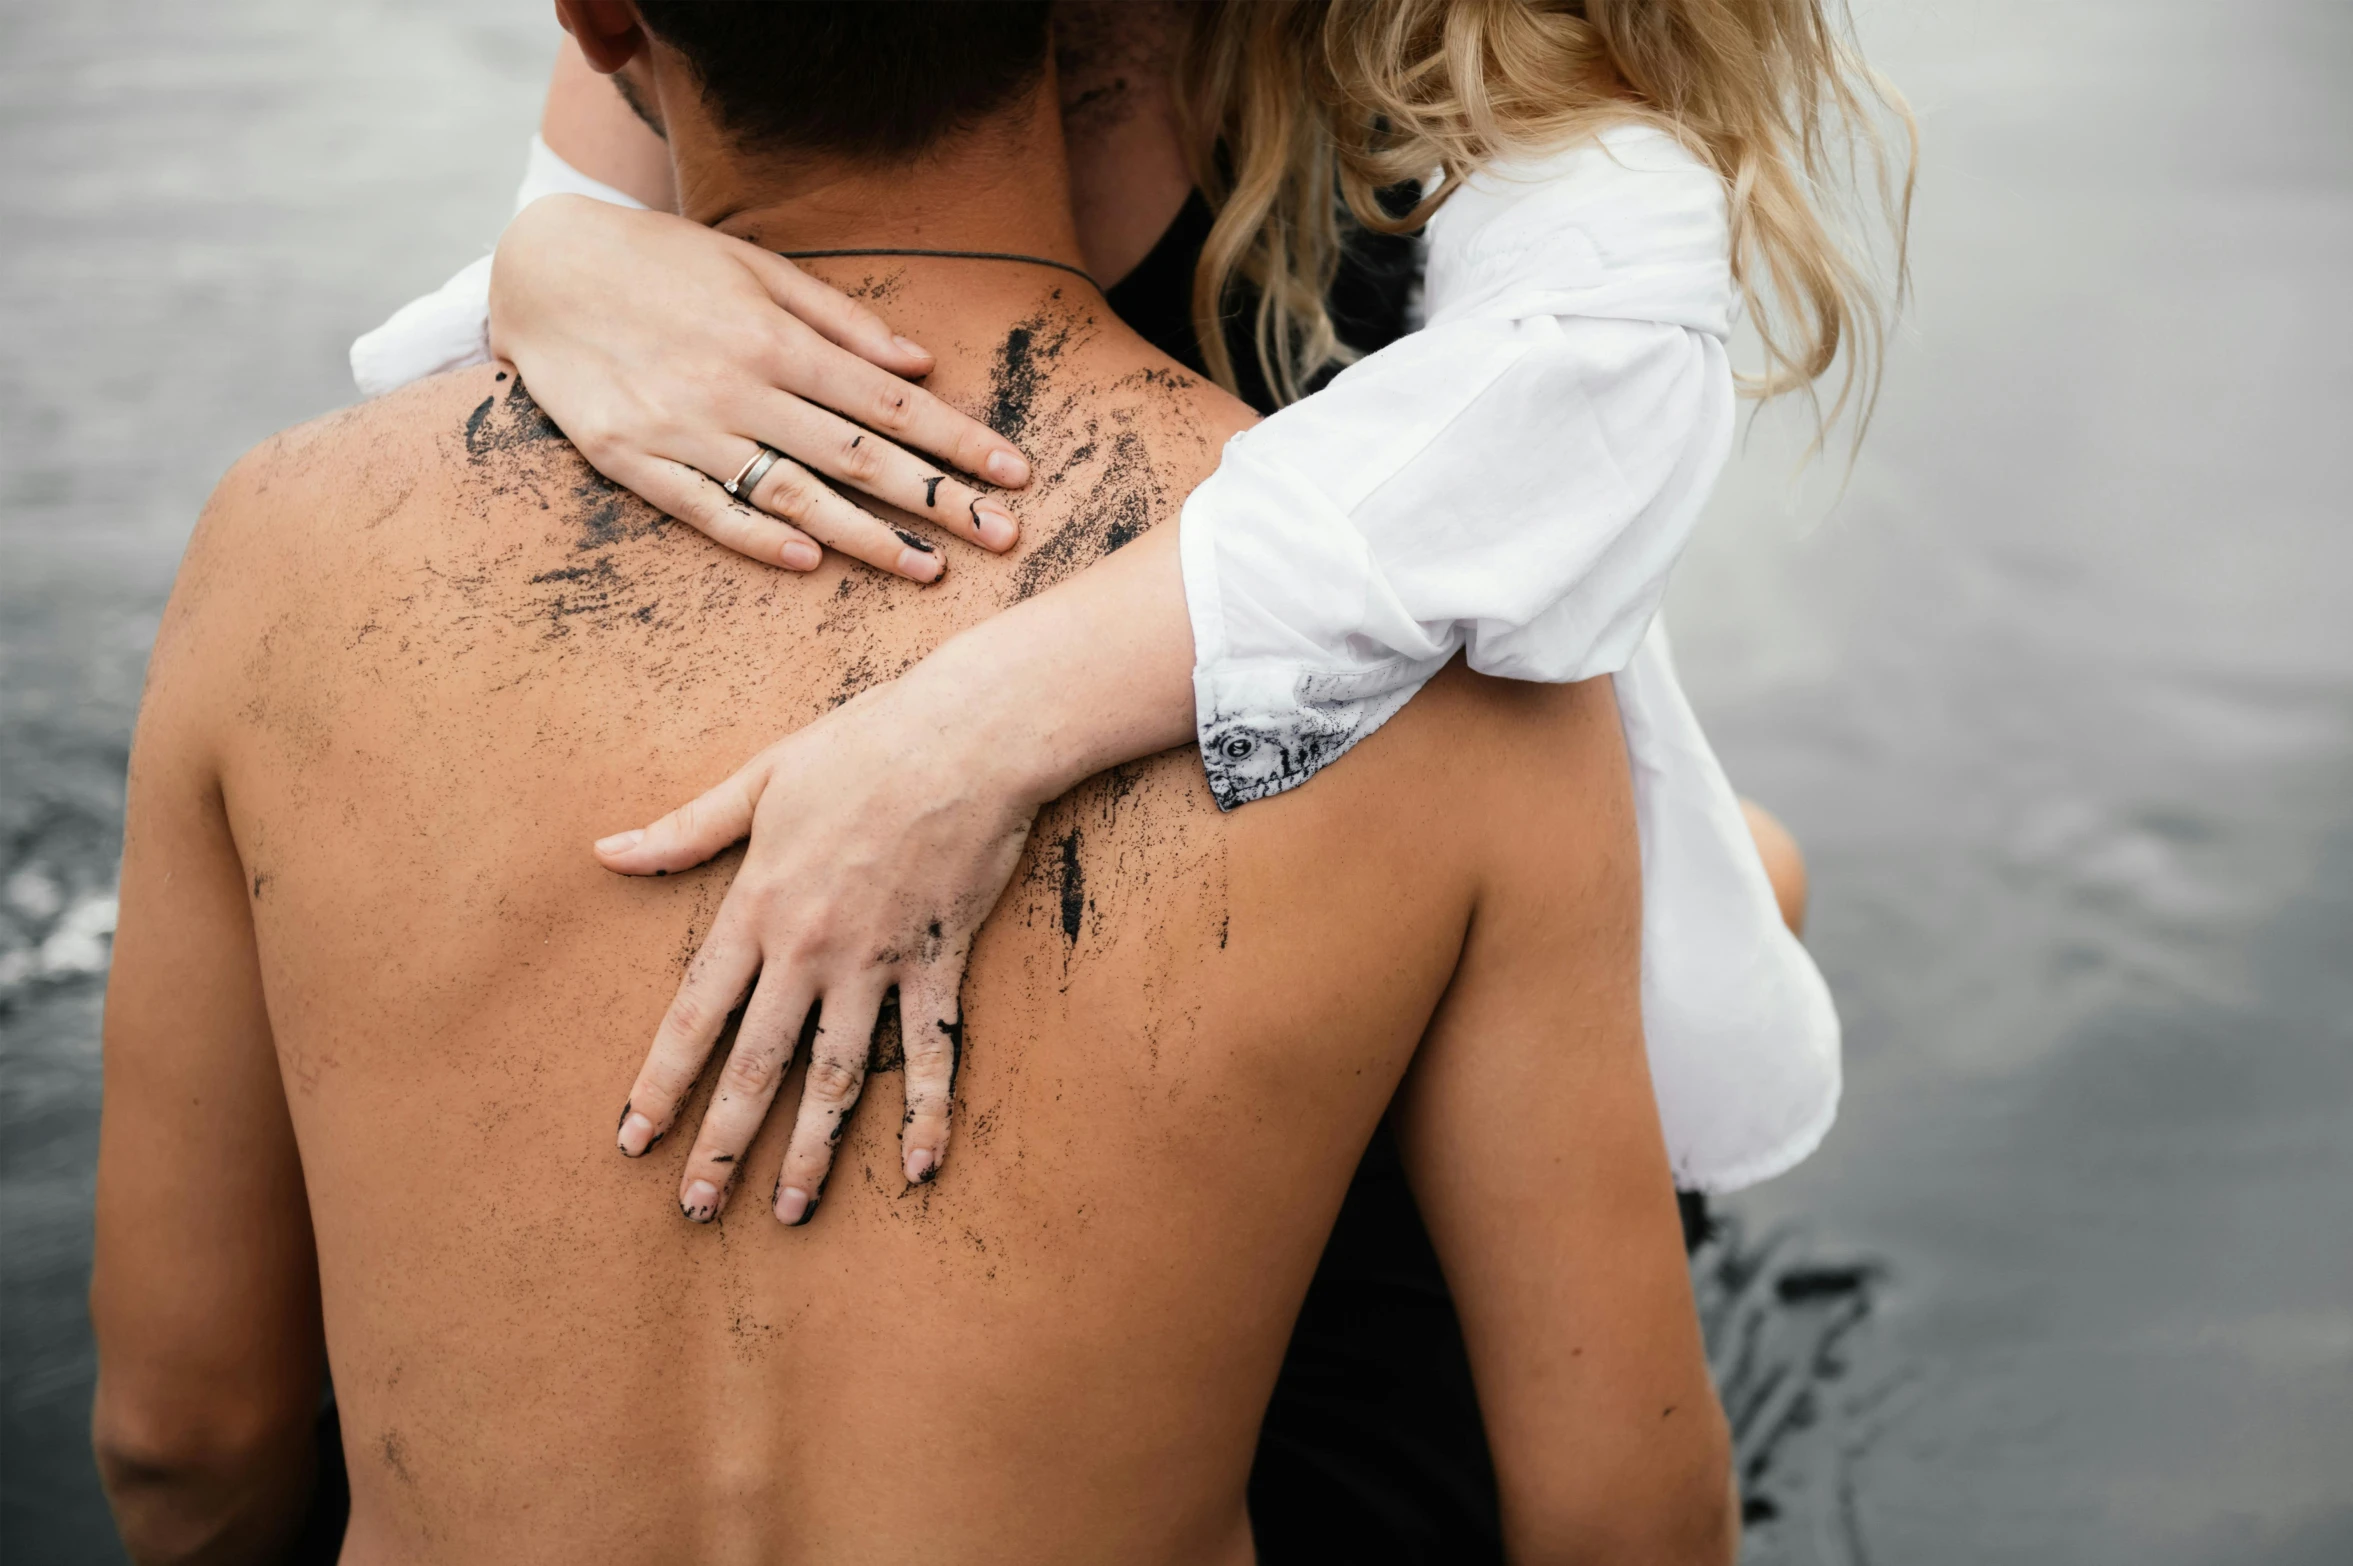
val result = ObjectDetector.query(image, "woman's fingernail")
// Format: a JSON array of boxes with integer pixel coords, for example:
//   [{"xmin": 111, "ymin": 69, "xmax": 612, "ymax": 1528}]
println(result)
[
  {"xmin": 782, "ymin": 539, "xmax": 821, "ymax": 571},
  {"xmin": 892, "ymin": 334, "xmax": 930, "ymax": 363},
  {"xmin": 984, "ymin": 450, "xmax": 1030, "ymax": 487},
  {"xmin": 970, "ymin": 498, "xmax": 1018, "ymax": 551},
  {"xmin": 681, "ymin": 1179, "xmax": 721, "ymax": 1223},
  {"xmin": 775, "ymin": 1185, "xmax": 811, "ymax": 1225},
  {"xmin": 618, "ymin": 1111, "xmax": 659, "ymax": 1156},
  {"xmin": 892, "ymin": 530, "xmax": 943, "ymax": 582},
  {"xmin": 905, "ymin": 1147, "xmax": 935, "ymax": 1184},
  {"xmin": 596, "ymin": 829, "xmax": 644, "ymax": 856}
]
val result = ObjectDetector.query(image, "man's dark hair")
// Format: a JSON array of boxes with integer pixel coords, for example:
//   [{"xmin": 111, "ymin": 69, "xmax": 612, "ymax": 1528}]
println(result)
[{"xmin": 635, "ymin": 2, "xmax": 1054, "ymax": 162}]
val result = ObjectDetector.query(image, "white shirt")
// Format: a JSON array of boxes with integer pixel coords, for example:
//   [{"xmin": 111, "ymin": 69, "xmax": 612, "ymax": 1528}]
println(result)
[
  {"xmin": 350, "ymin": 125, "xmax": 1838, "ymax": 1194},
  {"xmin": 1180, "ymin": 125, "xmax": 1839, "ymax": 1191}
]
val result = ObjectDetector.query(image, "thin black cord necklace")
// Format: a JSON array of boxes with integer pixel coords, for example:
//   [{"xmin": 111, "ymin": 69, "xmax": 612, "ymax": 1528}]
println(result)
[{"xmin": 776, "ymin": 247, "xmax": 1097, "ymax": 288}]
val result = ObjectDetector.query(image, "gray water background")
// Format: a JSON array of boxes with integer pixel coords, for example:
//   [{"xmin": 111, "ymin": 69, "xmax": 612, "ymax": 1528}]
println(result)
[{"xmin": 3, "ymin": 2, "xmax": 2347, "ymax": 1559}]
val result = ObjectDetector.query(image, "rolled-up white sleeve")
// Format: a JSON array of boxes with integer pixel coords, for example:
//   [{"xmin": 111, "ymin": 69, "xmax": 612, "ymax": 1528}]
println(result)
[
  {"xmin": 1184, "ymin": 290, "xmax": 1731, "ymax": 809},
  {"xmin": 350, "ymin": 135, "xmax": 648, "ymax": 399},
  {"xmin": 1183, "ymin": 126, "xmax": 1735, "ymax": 808}
]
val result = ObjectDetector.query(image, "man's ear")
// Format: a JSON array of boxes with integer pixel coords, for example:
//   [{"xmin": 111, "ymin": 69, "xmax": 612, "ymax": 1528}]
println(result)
[{"xmin": 552, "ymin": 0, "xmax": 646, "ymax": 75}]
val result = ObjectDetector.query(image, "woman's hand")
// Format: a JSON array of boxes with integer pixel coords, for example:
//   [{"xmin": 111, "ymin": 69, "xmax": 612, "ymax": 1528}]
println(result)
[
  {"xmin": 491, "ymin": 194, "xmax": 1033, "ymax": 583},
  {"xmin": 604, "ymin": 672, "xmax": 1038, "ymax": 1225},
  {"xmin": 596, "ymin": 525, "xmax": 1200, "ymax": 1224}
]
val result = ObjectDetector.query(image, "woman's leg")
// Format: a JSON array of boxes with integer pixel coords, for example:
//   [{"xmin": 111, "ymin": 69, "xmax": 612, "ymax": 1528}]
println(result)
[{"xmin": 1740, "ymin": 798, "xmax": 1809, "ymax": 938}]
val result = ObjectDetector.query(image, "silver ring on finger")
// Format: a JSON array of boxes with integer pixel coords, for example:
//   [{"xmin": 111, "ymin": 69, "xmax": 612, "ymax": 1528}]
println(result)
[{"xmin": 726, "ymin": 444, "xmax": 784, "ymax": 501}]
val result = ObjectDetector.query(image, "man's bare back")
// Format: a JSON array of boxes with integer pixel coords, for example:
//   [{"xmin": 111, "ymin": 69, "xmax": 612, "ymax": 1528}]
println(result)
[{"xmin": 91, "ymin": 12, "xmax": 1730, "ymax": 1564}]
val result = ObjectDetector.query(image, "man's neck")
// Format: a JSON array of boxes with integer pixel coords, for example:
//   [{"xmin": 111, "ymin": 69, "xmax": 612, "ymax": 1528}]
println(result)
[{"xmin": 654, "ymin": 64, "xmax": 1088, "ymax": 273}]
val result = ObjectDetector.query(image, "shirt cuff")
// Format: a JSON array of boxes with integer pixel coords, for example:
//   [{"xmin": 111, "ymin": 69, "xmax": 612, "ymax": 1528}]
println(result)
[
  {"xmin": 1179, "ymin": 440, "xmax": 1450, "ymax": 809},
  {"xmin": 1193, "ymin": 656, "xmax": 1443, "ymax": 811}
]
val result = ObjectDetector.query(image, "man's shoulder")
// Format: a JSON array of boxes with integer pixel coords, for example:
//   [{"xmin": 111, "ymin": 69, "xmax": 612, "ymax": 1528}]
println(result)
[
  {"xmin": 172, "ymin": 364, "xmax": 603, "ymax": 673},
  {"xmin": 188, "ymin": 365, "xmax": 626, "ymax": 634},
  {"xmin": 216, "ymin": 365, "xmax": 552, "ymax": 535}
]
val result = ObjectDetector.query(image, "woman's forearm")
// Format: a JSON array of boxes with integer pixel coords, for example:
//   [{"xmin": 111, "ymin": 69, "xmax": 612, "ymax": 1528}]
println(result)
[{"xmin": 912, "ymin": 522, "xmax": 1197, "ymax": 807}]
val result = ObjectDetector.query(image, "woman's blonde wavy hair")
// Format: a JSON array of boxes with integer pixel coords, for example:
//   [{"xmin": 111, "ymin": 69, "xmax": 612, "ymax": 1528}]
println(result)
[{"xmin": 1176, "ymin": 0, "xmax": 1914, "ymax": 446}]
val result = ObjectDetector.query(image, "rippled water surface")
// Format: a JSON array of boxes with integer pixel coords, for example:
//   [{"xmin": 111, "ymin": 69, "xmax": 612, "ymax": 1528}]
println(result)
[{"xmin": 4, "ymin": 3, "xmax": 2348, "ymax": 1560}]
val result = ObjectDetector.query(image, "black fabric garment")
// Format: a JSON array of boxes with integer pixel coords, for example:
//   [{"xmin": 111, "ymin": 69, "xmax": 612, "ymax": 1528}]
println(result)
[
  {"xmin": 1106, "ymin": 190, "xmax": 1512, "ymax": 1564},
  {"xmin": 1248, "ymin": 1118, "xmax": 1504, "ymax": 1563},
  {"xmin": 287, "ymin": 1398, "xmax": 349, "ymax": 1566},
  {"xmin": 1104, "ymin": 188, "xmax": 1422, "ymax": 417}
]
